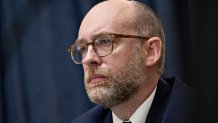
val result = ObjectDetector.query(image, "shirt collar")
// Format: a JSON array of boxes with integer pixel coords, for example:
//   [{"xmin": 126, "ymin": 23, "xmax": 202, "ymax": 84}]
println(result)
[{"xmin": 112, "ymin": 86, "xmax": 157, "ymax": 123}]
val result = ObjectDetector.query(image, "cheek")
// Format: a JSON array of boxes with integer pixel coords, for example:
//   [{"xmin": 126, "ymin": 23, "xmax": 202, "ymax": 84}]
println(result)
[
  {"xmin": 104, "ymin": 43, "xmax": 136, "ymax": 71},
  {"xmin": 102, "ymin": 50, "xmax": 132, "ymax": 72}
]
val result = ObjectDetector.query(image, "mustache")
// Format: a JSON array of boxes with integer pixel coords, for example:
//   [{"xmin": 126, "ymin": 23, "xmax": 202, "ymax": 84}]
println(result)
[
  {"xmin": 84, "ymin": 68, "xmax": 110, "ymax": 81},
  {"xmin": 85, "ymin": 67, "xmax": 110, "ymax": 75}
]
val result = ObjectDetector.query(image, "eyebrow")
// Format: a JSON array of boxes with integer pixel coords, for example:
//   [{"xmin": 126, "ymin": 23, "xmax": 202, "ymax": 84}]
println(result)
[
  {"xmin": 97, "ymin": 32, "xmax": 114, "ymax": 35},
  {"xmin": 75, "ymin": 38, "xmax": 86, "ymax": 44}
]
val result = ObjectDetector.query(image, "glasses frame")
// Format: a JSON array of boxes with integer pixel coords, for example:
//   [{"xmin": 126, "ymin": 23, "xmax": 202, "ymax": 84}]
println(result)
[{"xmin": 67, "ymin": 33, "xmax": 150, "ymax": 64}]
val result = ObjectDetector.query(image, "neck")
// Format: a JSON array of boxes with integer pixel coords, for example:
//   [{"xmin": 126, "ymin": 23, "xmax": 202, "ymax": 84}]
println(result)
[{"xmin": 111, "ymin": 74, "xmax": 160, "ymax": 120}]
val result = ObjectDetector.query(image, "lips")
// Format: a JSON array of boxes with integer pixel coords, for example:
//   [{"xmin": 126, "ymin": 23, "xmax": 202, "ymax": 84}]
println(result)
[{"xmin": 88, "ymin": 74, "xmax": 106, "ymax": 84}]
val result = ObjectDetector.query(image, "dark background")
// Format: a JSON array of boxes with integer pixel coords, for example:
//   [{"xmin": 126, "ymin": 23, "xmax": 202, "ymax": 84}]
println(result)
[{"xmin": 1, "ymin": 0, "xmax": 218, "ymax": 123}]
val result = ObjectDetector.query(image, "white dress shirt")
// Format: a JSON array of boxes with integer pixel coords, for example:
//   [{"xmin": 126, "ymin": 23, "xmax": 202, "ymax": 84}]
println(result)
[{"xmin": 112, "ymin": 87, "xmax": 157, "ymax": 123}]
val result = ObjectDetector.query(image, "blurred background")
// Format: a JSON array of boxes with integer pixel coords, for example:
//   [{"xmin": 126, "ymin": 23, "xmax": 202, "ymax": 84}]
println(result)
[{"xmin": 1, "ymin": 0, "xmax": 218, "ymax": 123}]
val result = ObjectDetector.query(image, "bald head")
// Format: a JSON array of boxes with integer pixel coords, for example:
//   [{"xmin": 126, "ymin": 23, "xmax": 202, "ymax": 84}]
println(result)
[{"xmin": 79, "ymin": 0, "xmax": 138, "ymax": 37}]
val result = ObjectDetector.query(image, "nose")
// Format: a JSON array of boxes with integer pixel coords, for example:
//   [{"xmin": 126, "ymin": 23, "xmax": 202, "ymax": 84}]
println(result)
[{"xmin": 82, "ymin": 46, "xmax": 102, "ymax": 66}]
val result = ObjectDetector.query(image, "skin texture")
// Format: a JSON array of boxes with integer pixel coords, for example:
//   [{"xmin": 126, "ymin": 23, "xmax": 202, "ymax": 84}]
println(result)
[{"xmin": 78, "ymin": 0, "xmax": 162, "ymax": 121}]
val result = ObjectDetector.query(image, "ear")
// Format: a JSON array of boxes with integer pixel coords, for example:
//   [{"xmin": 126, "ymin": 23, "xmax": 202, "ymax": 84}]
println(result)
[{"xmin": 143, "ymin": 37, "xmax": 162, "ymax": 67}]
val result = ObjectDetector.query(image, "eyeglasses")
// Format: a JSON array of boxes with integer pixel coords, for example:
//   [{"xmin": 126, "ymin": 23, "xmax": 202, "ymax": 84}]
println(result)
[{"xmin": 67, "ymin": 33, "xmax": 150, "ymax": 64}]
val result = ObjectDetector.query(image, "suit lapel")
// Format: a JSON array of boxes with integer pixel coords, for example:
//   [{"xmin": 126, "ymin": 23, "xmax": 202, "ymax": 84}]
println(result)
[
  {"xmin": 145, "ymin": 77, "xmax": 171, "ymax": 123},
  {"xmin": 104, "ymin": 110, "xmax": 113, "ymax": 123}
]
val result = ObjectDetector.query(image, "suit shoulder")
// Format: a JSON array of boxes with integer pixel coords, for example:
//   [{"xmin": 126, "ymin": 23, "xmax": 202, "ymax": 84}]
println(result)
[
  {"xmin": 161, "ymin": 76, "xmax": 194, "ymax": 106},
  {"xmin": 161, "ymin": 76, "xmax": 195, "ymax": 123},
  {"xmin": 71, "ymin": 105, "xmax": 111, "ymax": 123},
  {"xmin": 161, "ymin": 76, "xmax": 193, "ymax": 92}
]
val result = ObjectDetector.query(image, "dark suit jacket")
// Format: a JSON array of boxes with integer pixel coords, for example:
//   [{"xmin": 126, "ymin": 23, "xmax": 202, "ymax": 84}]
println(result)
[{"xmin": 71, "ymin": 76, "xmax": 194, "ymax": 123}]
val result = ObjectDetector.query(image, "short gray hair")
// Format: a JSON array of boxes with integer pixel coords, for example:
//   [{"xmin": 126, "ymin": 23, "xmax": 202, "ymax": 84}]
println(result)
[{"xmin": 131, "ymin": 1, "xmax": 165, "ymax": 74}]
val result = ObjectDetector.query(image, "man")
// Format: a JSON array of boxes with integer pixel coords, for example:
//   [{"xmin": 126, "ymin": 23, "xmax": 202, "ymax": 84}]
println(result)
[{"xmin": 68, "ymin": 0, "xmax": 194, "ymax": 123}]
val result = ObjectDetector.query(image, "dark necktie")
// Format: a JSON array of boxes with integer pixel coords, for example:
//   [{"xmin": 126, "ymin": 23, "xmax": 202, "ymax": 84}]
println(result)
[{"xmin": 122, "ymin": 121, "xmax": 132, "ymax": 123}]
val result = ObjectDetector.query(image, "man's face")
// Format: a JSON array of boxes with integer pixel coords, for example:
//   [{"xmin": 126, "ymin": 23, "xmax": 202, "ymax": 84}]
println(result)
[{"xmin": 78, "ymin": 1, "xmax": 147, "ymax": 108}]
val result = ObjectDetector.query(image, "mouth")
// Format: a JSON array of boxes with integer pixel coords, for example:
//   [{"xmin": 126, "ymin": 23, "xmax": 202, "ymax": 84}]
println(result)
[{"xmin": 88, "ymin": 74, "xmax": 106, "ymax": 84}]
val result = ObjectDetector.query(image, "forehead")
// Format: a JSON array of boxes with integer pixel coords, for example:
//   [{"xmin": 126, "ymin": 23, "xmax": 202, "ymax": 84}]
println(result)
[{"xmin": 78, "ymin": 1, "xmax": 137, "ymax": 40}]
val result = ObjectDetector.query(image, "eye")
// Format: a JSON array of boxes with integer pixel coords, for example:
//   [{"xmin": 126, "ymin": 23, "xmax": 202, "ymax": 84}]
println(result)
[
  {"xmin": 72, "ymin": 45, "xmax": 86, "ymax": 54},
  {"xmin": 79, "ymin": 45, "xmax": 87, "ymax": 54},
  {"xmin": 95, "ymin": 38, "xmax": 112, "ymax": 47}
]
